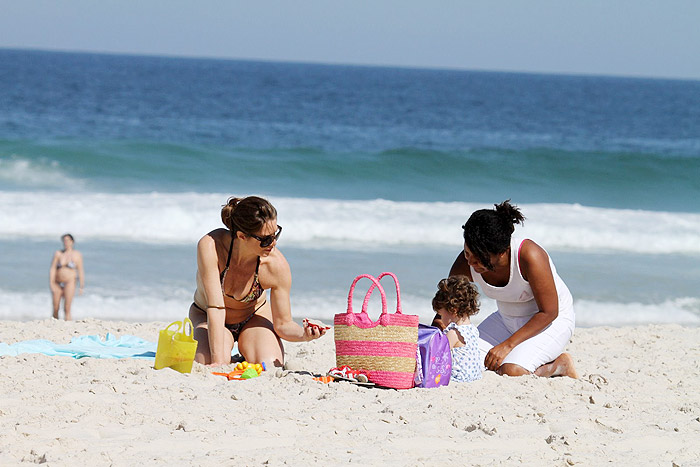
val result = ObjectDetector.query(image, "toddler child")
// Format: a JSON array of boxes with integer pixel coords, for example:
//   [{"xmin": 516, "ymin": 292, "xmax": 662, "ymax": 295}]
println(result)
[{"xmin": 432, "ymin": 276, "xmax": 482, "ymax": 383}]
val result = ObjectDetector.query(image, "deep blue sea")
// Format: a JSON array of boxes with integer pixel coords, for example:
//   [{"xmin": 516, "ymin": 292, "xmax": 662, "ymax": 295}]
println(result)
[{"xmin": 1, "ymin": 48, "xmax": 699, "ymax": 326}]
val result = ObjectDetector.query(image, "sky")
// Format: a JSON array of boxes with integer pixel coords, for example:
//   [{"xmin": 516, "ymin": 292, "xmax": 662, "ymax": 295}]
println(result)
[{"xmin": 1, "ymin": 0, "xmax": 699, "ymax": 80}]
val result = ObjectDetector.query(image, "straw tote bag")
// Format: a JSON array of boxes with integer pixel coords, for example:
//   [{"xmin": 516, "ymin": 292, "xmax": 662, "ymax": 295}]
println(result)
[{"xmin": 334, "ymin": 273, "xmax": 419, "ymax": 389}]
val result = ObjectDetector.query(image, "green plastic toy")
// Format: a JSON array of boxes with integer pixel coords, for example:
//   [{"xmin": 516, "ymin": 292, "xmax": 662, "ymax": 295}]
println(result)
[{"xmin": 240, "ymin": 368, "xmax": 260, "ymax": 379}]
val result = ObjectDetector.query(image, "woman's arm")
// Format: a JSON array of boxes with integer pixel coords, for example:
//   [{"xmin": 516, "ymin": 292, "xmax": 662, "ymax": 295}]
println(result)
[
  {"xmin": 431, "ymin": 251, "xmax": 473, "ymax": 329},
  {"xmin": 49, "ymin": 252, "xmax": 59, "ymax": 290},
  {"xmin": 75, "ymin": 251, "xmax": 85, "ymax": 294},
  {"xmin": 267, "ymin": 253, "xmax": 324, "ymax": 342},
  {"xmin": 196, "ymin": 234, "xmax": 229, "ymax": 364},
  {"xmin": 483, "ymin": 240, "xmax": 560, "ymax": 371},
  {"xmin": 449, "ymin": 251, "xmax": 472, "ymax": 280}
]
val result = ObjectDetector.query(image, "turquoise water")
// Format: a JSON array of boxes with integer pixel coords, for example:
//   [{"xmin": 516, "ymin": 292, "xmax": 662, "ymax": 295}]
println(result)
[{"xmin": 1, "ymin": 49, "xmax": 699, "ymax": 325}]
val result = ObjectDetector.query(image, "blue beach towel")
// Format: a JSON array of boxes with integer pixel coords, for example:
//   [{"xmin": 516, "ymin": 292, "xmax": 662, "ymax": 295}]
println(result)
[{"xmin": 0, "ymin": 333, "xmax": 157, "ymax": 359}]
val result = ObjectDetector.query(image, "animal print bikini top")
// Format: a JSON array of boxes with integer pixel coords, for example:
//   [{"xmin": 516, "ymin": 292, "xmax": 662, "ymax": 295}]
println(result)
[{"xmin": 219, "ymin": 234, "xmax": 264, "ymax": 303}]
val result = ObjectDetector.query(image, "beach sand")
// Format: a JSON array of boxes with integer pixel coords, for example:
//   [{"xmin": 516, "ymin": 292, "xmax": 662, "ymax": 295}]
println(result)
[{"xmin": 1, "ymin": 319, "xmax": 698, "ymax": 466}]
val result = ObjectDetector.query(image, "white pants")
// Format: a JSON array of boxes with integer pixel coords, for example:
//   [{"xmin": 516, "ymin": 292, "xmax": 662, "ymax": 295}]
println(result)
[{"xmin": 477, "ymin": 308, "xmax": 575, "ymax": 373}]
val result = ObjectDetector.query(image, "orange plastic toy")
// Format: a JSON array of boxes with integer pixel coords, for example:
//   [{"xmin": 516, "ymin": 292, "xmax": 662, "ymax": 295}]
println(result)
[{"xmin": 212, "ymin": 361, "xmax": 266, "ymax": 380}]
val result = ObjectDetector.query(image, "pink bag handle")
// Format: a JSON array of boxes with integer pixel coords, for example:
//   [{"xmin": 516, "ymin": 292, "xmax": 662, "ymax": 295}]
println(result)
[
  {"xmin": 363, "ymin": 272, "xmax": 403, "ymax": 314},
  {"xmin": 346, "ymin": 274, "xmax": 388, "ymax": 317}
]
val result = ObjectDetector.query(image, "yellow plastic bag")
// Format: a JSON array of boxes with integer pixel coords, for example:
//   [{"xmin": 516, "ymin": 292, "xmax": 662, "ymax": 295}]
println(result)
[{"xmin": 154, "ymin": 318, "xmax": 198, "ymax": 373}]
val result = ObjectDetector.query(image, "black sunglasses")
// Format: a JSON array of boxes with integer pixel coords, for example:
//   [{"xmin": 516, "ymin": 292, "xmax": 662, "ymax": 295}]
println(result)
[{"xmin": 248, "ymin": 225, "xmax": 282, "ymax": 248}]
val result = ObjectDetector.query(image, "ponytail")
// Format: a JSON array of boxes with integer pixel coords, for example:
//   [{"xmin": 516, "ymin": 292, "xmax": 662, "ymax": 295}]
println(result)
[{"xmin": 494, "ymin": 199, "xmax": 525, "ymax": 234}]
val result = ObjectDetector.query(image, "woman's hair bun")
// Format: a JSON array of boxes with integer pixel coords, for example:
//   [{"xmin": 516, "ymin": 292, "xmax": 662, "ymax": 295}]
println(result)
[
  {"xmin": 494, "ymin": 199, "xmax": 525, "ymax": 230},
  {"xmin": 221, "ymin": 197, "xmax": 242, "ymax": 230}
]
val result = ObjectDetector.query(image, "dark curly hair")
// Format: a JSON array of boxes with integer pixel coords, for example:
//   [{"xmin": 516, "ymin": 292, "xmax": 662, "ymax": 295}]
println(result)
[
  {"xmin": 432, "ymin": 276, "xmax": 480, "ymax": 319},
  {"xmin": 462, "ymin": 199, "xmax": 525, "ymax": 270}
]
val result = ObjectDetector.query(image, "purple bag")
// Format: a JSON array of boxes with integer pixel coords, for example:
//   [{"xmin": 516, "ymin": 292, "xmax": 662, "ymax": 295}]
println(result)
[{"xmin": 414, "ymin": 324, "xmax": 452, "ymax": 388}]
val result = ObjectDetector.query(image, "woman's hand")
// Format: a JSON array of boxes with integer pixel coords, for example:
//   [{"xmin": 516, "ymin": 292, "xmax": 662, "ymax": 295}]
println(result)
[
  {"xmin": 302, "ymin": 320, "xmax": 327, "ymax": 341},
  {"xmin": 484, "ymin": 341, "xmax": 514, "ymax": 371}
]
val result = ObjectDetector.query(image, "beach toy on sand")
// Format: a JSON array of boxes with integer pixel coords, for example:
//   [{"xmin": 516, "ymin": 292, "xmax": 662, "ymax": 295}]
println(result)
[
  {"xmin": 154, "ymin": 318, "xmax": 198, "ymax": 373},
  {"xmin": 235, "ymin": 361, "xmax": 265, "ymax": 374},
  {"xmin": 240, "ymin": 368, "xmax": 260, "ymax": 379},
  {"xmin": 212, "ymin": 361, "xmax": 266, "ymax": 380},
  {"xmin": 328, "ymin": 365, "xmax": 370, "ymax": 383}
]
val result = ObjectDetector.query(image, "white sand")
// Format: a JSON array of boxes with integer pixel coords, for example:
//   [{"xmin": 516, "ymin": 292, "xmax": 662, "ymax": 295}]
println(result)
[{"xmin": 0, "ymin": 319, "xmax": 698, "ymax": 465}]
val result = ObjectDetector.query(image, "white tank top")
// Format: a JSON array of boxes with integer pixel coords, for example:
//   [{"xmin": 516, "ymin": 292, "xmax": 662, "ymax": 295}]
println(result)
[{"xmin": 471, "ymin": 237, "xmax": 573, "ymax": 319}]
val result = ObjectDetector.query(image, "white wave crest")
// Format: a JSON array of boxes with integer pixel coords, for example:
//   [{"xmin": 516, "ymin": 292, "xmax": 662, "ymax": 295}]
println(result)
[
  {"xmin": 1, "ymin": 191, "xmax": 699, "ymax": 255},
  {"xmin": 573, "ymin": 297, "xmax": 700, "ymax": 327},
  {"xmin": 1, "ymin": 287, "xmax": 697, "ymax": 327},
  {"xmin": 0, "ymin": 156, "xmax": 86, "ymax": 189}
]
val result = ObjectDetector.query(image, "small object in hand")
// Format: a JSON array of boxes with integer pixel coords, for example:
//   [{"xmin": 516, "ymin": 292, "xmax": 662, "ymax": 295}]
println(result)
[{"xmin": 303, "ymin": 318, "xmax": 331, "ymax": 331}]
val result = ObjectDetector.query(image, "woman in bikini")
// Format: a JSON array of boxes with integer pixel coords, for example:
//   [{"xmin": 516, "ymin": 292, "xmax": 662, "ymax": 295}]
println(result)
[
  {"xmin": 49, "ymin": 233, "xmax": 85, "ymax": 320},
  {"xmin": 190, "ymin": 196, "xmax": 326, "ymax": 368},
  {"xmin": 434, "ymin": 200, "xmax": 578, "ymax": 378}
]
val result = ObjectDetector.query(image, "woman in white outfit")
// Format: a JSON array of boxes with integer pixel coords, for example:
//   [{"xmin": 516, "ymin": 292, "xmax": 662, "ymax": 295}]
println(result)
[{"xmin": 433, "ymin": 200, "xmax": 578, "ymax": 378}]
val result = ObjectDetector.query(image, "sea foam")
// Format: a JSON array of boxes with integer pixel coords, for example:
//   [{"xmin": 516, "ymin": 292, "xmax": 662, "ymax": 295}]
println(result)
[
  {"xmin": 3, "ymin": 287, "xmax": 697, "ymax": 327},
  {"xmin": 2, "ymin": 191, "xmax": 700, "ymax": 255},
  {"xmin": 0, "ymin": 156, "xmax": 86, "ymax": 189}
]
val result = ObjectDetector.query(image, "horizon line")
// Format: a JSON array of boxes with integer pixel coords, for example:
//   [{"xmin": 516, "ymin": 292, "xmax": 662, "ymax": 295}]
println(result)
[{"xmin": 2, "ymin": 46, "xmax": 698, "ymax": 83}]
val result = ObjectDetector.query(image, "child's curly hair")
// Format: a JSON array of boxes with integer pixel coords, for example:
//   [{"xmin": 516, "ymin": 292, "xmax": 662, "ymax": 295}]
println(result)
[{"xmin": 431, "ymin": 275, "xmax": 480, "ymax": 318}]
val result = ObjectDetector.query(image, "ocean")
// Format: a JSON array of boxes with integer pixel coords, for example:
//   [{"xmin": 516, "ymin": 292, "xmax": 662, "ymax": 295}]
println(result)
[{"xmin": 1, "ymin": 48, "xmax": 699, "ymax": 327}]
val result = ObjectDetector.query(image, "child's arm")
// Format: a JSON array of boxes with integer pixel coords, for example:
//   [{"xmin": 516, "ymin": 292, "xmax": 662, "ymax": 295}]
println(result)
[{"xmin": 445, "ymin": 328, "xmax": 465, "ymax": 349}]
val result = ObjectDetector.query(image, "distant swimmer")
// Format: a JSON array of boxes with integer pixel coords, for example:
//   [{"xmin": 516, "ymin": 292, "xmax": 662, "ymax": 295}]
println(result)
[{"xmin": 49, "ymin": 234, "xmax": 84, "ymax": 320}]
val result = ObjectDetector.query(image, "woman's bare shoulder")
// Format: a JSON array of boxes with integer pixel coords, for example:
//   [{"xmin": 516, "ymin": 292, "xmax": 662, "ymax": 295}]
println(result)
[
  {"xmin": 519, "ymin": 239, "xmax": 551, "ymax": 276},
  {"xmin": 264, "ymin": 248, "xmax": 290, "ymax": 271},
  {"xmin": 260, "ymin": 248, "xmax": 291, "ymax": 286},
  {"xmin": 520, "ymin": 239, "xmax": 547, "ymax": 259},
  {"xmin": 198, "ymin": 228, "xmax": 228, "ymax": 247},
  {"xmin": 202, "ymin": 228, "xmax": 228, "ymax": 240}
]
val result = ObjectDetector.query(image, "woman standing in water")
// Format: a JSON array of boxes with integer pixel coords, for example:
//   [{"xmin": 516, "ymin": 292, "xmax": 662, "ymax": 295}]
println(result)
[
  {"xmin": 436, "ymin": 200, "xmax": 578, "ymax": 378},
  {"xmin": 49, "ymin": 234, "xmax": 85, "ymax": 320},
  {"xmin": 189, "ymin": 196, "xmax": 326, "ymax": 368}
]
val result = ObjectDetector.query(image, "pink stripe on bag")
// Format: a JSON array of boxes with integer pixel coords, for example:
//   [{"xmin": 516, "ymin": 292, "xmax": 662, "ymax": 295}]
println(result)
[
  {"xmin": 335, "ymin": 340, "xmax": 417, "ymax": 357},
  {"xmin": 369, "ymin": 370, "xmax": 418, "ymax": 385}
]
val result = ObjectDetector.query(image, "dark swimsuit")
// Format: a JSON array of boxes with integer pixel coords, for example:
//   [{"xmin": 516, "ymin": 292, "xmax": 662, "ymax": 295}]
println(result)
[{"xmin": 193, "ymin": 234, "xmax": 265, "ymax": 340}]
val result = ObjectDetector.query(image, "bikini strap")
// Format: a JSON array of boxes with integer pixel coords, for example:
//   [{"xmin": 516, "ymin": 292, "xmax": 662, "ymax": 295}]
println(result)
[{"xmin": 220, "ymin": 233, "xmax": 235, "ymax": 284}]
